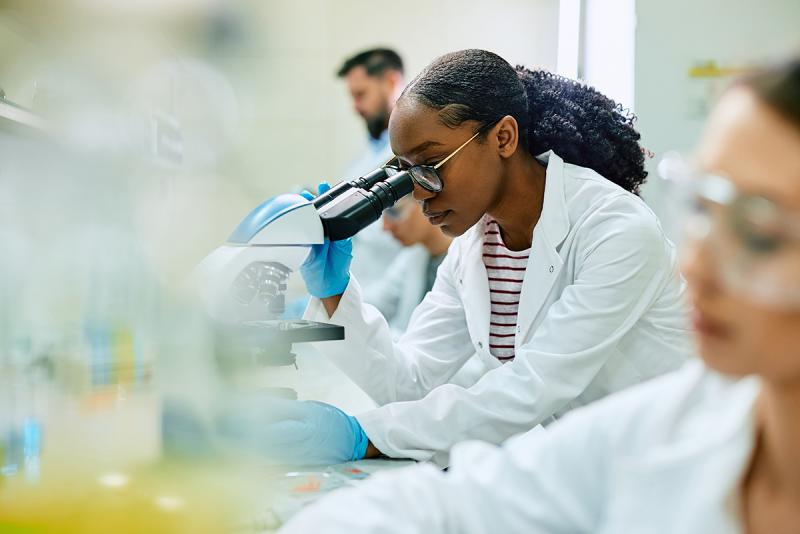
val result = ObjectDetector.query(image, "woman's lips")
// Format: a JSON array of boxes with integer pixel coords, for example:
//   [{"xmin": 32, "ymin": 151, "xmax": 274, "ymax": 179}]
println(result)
[
  {"xmin": 424, "ymin": 210, "xmax": 450, "ymax": 225},
  {"xmin": 691, "ymin": 309, "xmax": 733, "ymax": 340}
]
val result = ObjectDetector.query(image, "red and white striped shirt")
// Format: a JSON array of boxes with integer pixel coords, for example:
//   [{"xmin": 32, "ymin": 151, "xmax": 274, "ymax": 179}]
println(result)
[{"xmin": 482, "ymin": 218, "xmax": 530, "ymax": 362}]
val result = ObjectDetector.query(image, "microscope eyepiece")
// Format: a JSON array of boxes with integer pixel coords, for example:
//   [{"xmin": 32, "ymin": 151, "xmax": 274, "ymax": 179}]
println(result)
[
  {"xmin": 315, "ymin": 168, "xmax": 414, "ymax": 241},
  {"xmin": 312, "ymin": 167, "xmax": 391, "ymax": 210}
]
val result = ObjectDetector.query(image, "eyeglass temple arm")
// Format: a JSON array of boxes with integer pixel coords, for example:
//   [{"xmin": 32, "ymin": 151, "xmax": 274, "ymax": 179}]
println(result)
[
  {"xmin": 384, "ymin": 122, "xmax": 487, "ymax": 172},
  {"xmin": 434, "ymin": 130, "xmax": 482, "ymax": 170}
]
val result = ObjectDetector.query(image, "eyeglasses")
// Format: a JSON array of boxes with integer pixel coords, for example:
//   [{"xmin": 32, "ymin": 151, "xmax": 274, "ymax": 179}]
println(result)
[{"xmin": 383, "ymin": 124, "xmax": 492, "ymax": 193}]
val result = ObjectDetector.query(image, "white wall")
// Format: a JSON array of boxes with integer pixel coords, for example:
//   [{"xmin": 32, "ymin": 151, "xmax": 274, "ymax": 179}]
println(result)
[
  {"xmin": 232, "ymin": 0, "xmax": 560, "ymax": 198},
  {"xmin": 582, "ymin": 0, "xmax": 636, "ymax": 110},
  {"xmin": 0, "ymin": 0, "xmax": 560, "ymax": 271},
  {"xmin": 634, "ymin": 0, "xmax": 800, "ymax": 237}
]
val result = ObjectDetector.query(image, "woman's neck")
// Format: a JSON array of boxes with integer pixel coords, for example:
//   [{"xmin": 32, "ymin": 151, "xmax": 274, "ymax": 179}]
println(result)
[
  {"xmin": 487, "ymin": 153, "xmax": 547, "ymax": 251},
  {"xmin": 753, "ymin": 383, "xmax": 800, "ymax": 494}
]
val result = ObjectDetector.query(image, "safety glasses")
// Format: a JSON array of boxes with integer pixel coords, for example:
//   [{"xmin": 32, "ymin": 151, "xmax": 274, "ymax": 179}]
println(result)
[
  {"xmin": 661, "ymin": 151, "xmax": 800, "ymax": 308},
  {"xmin": 688, "ymin": 174, "xmax": 800, "ymax": 308},
  {"xmin": 690, "ymin": 175, "xmax": 800, "ymax": 252},
  {"xmin": 382, "ymin": 123, "xmax": 493, "ymax": 193}
]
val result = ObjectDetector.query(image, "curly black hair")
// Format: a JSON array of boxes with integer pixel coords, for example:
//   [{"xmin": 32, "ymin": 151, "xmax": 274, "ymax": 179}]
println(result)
[{"xmin": 401, "ymin": 49, "xmax": 648, "ymax": 195}]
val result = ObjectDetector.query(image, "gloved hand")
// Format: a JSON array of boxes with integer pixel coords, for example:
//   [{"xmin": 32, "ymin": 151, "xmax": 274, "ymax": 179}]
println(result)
[
  {"xmin": 216, "ymin": 397, "xmax": 370, "ymax": 466},
  {"xmin": 299, "ymin": 181, "xmax": 353, "ymax": 299}
]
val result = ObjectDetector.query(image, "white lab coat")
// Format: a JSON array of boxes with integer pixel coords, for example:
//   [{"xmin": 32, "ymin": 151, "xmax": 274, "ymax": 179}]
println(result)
[
  {"xmin": 304, "ymin": 151, "xmax": 691, "ymax": 464},
  {"xmin": 366, "ymin": 244, "xmax": 434, "ymax": 338},
  {"xmin": 369, "ymin": 244, "xmax": 493, "ymax": 385},
  {"xmin": 280, "ymin": 360, "xmax": 759, "ymax": 533}
]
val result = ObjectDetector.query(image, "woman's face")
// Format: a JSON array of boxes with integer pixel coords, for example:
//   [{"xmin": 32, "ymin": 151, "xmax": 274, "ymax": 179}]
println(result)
[
  {"xmin": 684, "ymin": 88, "xmax": 800, "ymax": 383},
  {"xmin": 388, "ymin": 99, "xmax": 507, "ymax": 237}
]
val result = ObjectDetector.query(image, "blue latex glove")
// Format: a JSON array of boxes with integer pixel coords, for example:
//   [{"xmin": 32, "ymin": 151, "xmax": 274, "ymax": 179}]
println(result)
[
  {"xmin": 161, "ymin": 400, "xmax": 216, "ymax": 459},
  {"xmin": 299, "ymin": 181, "xmax": 353, "ymax": 299},
  {"xmin": 216, "ymin": 397, "xmax": 370, "ymax": 466}
]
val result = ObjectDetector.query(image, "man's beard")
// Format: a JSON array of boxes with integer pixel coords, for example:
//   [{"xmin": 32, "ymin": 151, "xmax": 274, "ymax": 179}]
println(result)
[{"xmin": 364, "ymin": 108, "xmax": 391, "ymax": 140}]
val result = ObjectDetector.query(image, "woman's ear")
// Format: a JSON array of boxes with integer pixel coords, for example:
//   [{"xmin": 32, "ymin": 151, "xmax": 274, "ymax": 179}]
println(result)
[{"xmin": 493, "ymin": 115, "xmax": 519, "ymax": 159}]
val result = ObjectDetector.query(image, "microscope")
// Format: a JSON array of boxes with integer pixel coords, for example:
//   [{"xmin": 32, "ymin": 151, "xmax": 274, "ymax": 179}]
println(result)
[{"xmin": 194, "ymin": 165, "xmax": 414, "ymax": 371}]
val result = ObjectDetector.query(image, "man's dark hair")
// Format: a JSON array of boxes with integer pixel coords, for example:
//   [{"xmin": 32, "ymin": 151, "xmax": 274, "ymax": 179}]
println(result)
[
  {"xmin": 402, "ymin": 49, "xmax": 649, "ymax": 195},
  {"xmin": 337, "ymin": 48, "xmax": 404, "ymax": 78}
]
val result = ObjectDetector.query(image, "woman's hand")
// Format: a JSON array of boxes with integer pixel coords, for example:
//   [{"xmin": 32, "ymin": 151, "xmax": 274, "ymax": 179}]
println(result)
[
  {"xmin": 299, "ymin": 182, "xmax": 352, "ymax": 314},
  {"xmin": 300, "ymin": 238, "xmax": 352, "ymax": 299},
  {"xmin": 217, "ymin": 398, "xmax": 371, "ymax": 466}
]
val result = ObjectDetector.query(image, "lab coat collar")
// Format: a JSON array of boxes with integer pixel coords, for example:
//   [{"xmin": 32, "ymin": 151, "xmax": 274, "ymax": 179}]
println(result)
[
  {"xmin": 515, "ymin": 151, "xmax": 570, "ymax": 341},
  {"xmin": 535, "ymin": 150, "xmax": 570, "ymax": 249},
  {"xmin": 460, "ymin": 150, "xmax": 569, "ymax": 252},
  {"xmin": 631, "ymin": 371, "xmax": 759, "ymax": 469},
  {"xmin": 610, "ymin": 372, "xmax": 760, "ymax": 532},
  {"xmin": 456, "ymin": 151, "xmax": 572, "ymax": 351}
]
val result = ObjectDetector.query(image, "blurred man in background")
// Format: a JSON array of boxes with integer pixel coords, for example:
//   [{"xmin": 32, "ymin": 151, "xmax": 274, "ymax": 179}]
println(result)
[
  {"xmin": 337, "ymin": 47, "xmax": 404, "ymax": 172},
  {"xmin": 372, "ymin": 195, "xmax": 452, "ymax": 338},
  {"xmin": 336, "ymin": 48, "xmax": 405, "ymax": 306}
]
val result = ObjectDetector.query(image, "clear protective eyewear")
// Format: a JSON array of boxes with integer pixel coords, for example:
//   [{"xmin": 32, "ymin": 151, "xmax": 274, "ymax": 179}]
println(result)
[{"xmin": 659, "ymin": 152, "xmax": 800, "ymax": 308}]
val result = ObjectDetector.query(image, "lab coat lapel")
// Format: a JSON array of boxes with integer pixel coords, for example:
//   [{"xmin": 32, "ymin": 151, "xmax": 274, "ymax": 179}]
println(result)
[
  {"xmin": 517, "ymin": 152, "xmax": 570, "ymax": 342},
  {"xmin": 460, "ymin": 221, "xmax": 491, "ymax": 350}
]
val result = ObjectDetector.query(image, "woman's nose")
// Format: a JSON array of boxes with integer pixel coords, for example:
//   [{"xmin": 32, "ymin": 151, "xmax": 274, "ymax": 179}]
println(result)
[
  {"xmin": 681, "ymin": 238, "xmax": 720, "ymax": 298},
  {"xmin": 412, "ymin": 182, "xmax": 436, "ymax": 202}
]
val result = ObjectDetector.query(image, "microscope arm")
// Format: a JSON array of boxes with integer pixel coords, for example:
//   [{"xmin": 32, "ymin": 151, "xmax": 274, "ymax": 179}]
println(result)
[{"xmin": 193, "ymin": 165, "xmax": 413, "ymax": 322}]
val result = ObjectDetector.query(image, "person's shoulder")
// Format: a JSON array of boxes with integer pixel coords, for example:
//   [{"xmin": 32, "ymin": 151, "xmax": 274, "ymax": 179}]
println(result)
[
  {"xmin": 547, "ymin": 150, "xmax": 638, "ymax": 204},
  {"xmin": 551, "ymin": 360, "xmax": 758, "ymax": 455},
  {"xmin": 554, "ymin": 157, "xmax": 667, "ymax": 248},
  {"xmin": 383, "ymin": 245, "xmax": 424, "ymax": 275},
  {"xmin": 556, "ymin": 152, "xmax": 629, "ymax": 194},
  {"xmin": 398, "ymin": 244, "xmax": 431, "ymax": 272},
  {"xmin": 560, "ymin": 161, "xmax": 650, "ymax": 216}
]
